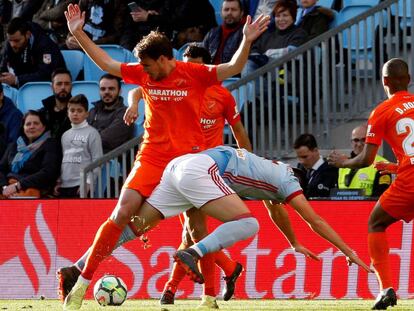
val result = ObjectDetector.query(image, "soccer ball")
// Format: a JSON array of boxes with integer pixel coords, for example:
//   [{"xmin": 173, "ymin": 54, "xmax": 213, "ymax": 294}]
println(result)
[{"xmin": 93, "ymin": 275, "xmax": 128, "ymax": 306}]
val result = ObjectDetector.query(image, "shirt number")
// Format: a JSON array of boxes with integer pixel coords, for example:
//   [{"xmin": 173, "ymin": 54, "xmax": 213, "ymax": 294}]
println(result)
[{"xmin": 396, "ymin": 117, "xmax": 414, "ymax": 156}]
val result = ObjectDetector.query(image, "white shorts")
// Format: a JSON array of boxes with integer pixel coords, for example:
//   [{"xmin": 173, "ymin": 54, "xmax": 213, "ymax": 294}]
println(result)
[{"xmin": 146, "ymin": 153, "xmax": 234, "ymax": 219}]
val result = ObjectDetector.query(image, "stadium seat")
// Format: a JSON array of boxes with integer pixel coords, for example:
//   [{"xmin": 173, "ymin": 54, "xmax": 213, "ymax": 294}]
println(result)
[
  {"xmin": 342, "ymin": 0, "xmax": 379, "ymax": 8},
  {"xmin": 209, "ymin": 0, "xmax": 223, "ymax": 25},
  {"xmin": 3, "ymin": 83, "xmax": 18, "ymax": 105},
  {"xmin": 337, "ymin": 5, "xmax": 379, "ymax": 62},
  {"xmin": 84, "ymin": 44, "xmax": 133, "ymax": 81},
  {"xmin": 134, "ymin": 99, "xmax": 145, "ymax": 137},
  {"xmin": 120, "ymin": 81, "xmax": 138, "ymax": 102},
  {"xmin": 17, "ymin": 82, "xmax": 52, "ymax": 112},
  {"xmin": 61, "ymin": 50, "xmax": 84, "ymax": 80},
  {"xmin": 71, "ymin": 81, "xmax": 100, "ymax": 104},
  {"xmin": 318, "ymin": 0, "xmax": 335, "ymax": 9}
]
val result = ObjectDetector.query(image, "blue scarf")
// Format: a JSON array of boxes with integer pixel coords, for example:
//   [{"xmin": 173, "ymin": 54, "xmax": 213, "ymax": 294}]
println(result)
[{"xmin": 11, "ymin": 131, "xmax": 51, "ymax": 174}]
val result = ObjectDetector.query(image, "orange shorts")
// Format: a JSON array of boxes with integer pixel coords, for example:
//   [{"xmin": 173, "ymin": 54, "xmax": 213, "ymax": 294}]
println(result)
[
  {"xmin": 379, "ymin": 184, "xmax": 414, "ymax": 222},
  {"xmin": 123, "ymin": 159, "xmax": 165, "ymax": 198}
]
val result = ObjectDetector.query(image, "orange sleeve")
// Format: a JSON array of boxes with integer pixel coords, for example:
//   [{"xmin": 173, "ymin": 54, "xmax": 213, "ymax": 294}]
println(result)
[
  {"xmin": 121, "ymin": 63, "xmax": 145, "ymax": 85},
  {"xmin": 222, "ymin": 88, "xmax": 241, "ymax": 127},
  {"xmin": 366, "ymin": 106, "xmax": 385, "ymax": 146}
]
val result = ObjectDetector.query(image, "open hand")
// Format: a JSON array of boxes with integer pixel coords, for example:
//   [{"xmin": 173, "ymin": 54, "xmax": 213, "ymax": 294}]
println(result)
[
  {"xmin": 64, "ymin": 4, "xmax": 85, "ymax": 35},
  {"xmin": 243, "ymin": 14, "xmax": 271, "ymax": 43}
]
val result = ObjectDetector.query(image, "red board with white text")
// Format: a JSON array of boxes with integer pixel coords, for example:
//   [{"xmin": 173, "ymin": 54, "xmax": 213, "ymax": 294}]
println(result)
[{"xmin": 1, "ymin": 200, "xmax": 413, "ymax": 299}]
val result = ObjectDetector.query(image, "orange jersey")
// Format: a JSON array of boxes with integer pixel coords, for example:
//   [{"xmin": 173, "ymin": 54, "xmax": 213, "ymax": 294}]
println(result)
[
  {"xmin": 121, "ymin": 61, "xmax": 219, "ymax": 167},
  {"xmin": 201, "ymin": 85, "xmax": 241, "ymax": 148},
  {"xmin": 366, "ymin": 91, "xmax": 414, "ymax": 191}
]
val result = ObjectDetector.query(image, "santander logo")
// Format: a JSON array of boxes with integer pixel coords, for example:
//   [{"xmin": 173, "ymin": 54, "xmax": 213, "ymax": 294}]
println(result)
[{"xmin": 0, "ymin": 204, "xmax": 142, "ymax": 298}]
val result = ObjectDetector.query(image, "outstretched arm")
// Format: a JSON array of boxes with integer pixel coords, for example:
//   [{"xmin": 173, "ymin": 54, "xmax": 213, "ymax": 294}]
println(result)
[
  {"xmin": 328, "ymin": 143, "xmax": 379, "ymax": 169},
  {"xmin": 216, "ymin": 15, "xmax": 270, "ymax": 81},
  {"xmin": 289, "ymin": 194, "xmax": 373, "ymax": 272},
  {"xmin": 64, "ymin": 4, "xmax": 122, "ymax": 77},
  {"xmin": 263, "ymin": 200, "xmax": 320, "ymax": 260}
]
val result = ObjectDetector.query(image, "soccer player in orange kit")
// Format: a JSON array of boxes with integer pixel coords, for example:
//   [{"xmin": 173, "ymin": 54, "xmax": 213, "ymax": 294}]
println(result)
[
  {"xmin": 61, "ymin": 3, "xmax": 270, "ymax": 310},
  {"xmin": 328, "ymin": 58, "xmax": 414, "ymax": 310}
]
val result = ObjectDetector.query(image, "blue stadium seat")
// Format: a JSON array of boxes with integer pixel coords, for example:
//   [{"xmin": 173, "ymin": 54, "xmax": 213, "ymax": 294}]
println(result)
[
  {"xmin": 17, "ymin": 82, "xmax": 52, "ymax": 112},
  {"xmin": 84, "ymin": 45, "xmax": 133, "ymax": 81},
  {"xmin": 71, "ymin": 81, "xmax": 100, "ymax": 104},
  {"xmin": 337, "ymin": 5, "xmax": 378, "ymax": 62},
  {"xmin": 134, "ymin": 99, "xmax": 145, "ymax": 137},
  {"xmin": 61, "ymin": 50, "xmax": 84, "ymax": 80},
  {"xmin": 120, "ymin": 81, "xmax": 138, "ymax": 102},
  {"xmin": 3, "ymin": 83, "xmax": 18, "ymax": 105},
  {"xmin": 342, "ymin": 0, "xmax": 379, "ymax": 8},
  {"xmin": 318, "ymin": 0, "xmax": 335, "ymax": 9},
  {"xmin": 209, "ymin": 0, "xmax": 223, "ymax": 25}
]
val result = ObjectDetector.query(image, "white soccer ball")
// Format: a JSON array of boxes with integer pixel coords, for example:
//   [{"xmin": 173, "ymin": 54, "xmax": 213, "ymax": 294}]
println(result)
[{"xmin": 93, "ymin": 275, "xmax": 128, "ymax": 306}]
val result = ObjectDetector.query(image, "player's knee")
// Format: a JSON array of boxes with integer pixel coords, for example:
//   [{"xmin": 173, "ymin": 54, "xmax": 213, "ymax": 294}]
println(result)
[
  {"xmin": 239, "ymin": 217, "xmax": 260, "ymax": 238},
  {"xmin": 111, "ymin": 203, "xmax": 137, "ymax": 225}
]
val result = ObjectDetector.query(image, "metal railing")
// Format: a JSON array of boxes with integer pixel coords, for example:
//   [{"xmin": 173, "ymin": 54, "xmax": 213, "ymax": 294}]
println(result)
[
  {"xmin": 226, "ymin": 0, "xmax": 413, "ymax": 158},
  {"xmin": 81, "ymin": 0, "xmax": 413, "ymax": 198}
]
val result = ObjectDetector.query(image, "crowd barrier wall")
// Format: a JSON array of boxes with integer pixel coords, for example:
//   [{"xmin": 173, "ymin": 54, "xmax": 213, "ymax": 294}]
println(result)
[{"xmin": 1, "ymin": 200, "xmax": 413, "ymax": 300}]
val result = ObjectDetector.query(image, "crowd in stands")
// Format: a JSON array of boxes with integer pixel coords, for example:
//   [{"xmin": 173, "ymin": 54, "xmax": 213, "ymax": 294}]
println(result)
[{"xmin": 0, "ymin": 0, "xmax": 390, "ymax": 199}]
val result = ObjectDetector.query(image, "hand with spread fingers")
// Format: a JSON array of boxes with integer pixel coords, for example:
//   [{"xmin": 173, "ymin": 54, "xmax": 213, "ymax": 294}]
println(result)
[
  {"xmin": 124, "ymin": 103, "xmax": 139, "ymax": 126},
  {"xmin": 65, "ymin": 4, "xmax": 86, "ymax": 35},
  {"xmin": 327, "ymin": 150, "xmax": 349, "ymax": 168},
  {"xmin": 243, "ymin": 14, "xmax": 271, "ymax": 43}
]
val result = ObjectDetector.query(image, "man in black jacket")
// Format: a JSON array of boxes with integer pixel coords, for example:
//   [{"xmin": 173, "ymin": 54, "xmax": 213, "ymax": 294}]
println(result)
[
  {"xmin": 39, "ymin": 68, "xmax": 72, "ymax": 142},
  {"xmin": 294, "ymin": 133, "xmax": 338, "ymax": 198},
  {"xmin": 0, "ymin": 17, "xmax": 66, "ymax": 88},
  {"xmin": 88, "ymin": 74, "xmax": 134, "ymax": 154},
  {"xmin": 203, "ymin": 0, "xmax": 245, "ymax": 64}
]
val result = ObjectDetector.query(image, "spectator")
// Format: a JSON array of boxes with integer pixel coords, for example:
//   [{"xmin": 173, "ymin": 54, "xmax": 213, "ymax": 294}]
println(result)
[
  {"xmin": 55, "ymin": 94, "xmax": 103, "ymax": 198},
  {"xmin": 244, "ymin": 0, "xmax": 277, "ymax": 21},
  {"xmin": 87, "ymin": 74, "xmax": 134, "ymax": 154},
  {"xmin": 338, "ymin": 124, "xmax": 391, "ymax": 197},
  {"xmin": 65, "ymin": 0, "xmax": 125, "ymax": 49},
  {"xmin": 33, "ymin": 0, "xmax": 77, "ymax": 47},
  {"xmin": 0, "ymin": 17, "xmax": 66, "ymax": 88},
  {"xmin": 167, "ymin": 0, "xmax": 217, "ymax": 49},
  {"xmin": 120, "ymin": 0, "xmax": 166, "ymax": 51},
  {"xmin": 0, "ymin": 110, "xmax": 61, "ymax": 198},
  {"xmin": 203, "ymin": 0, "xmax": 245, "ymax": 65},
  {"xmin": 294, "ymin": 133, "xmax": 338, "ymax": 198},
  {"xmin": 0, "ymin": 0, "xmax": 43, "ymax": 23},
  {"xmin": 296, "ymin": 0, "xmax": 334, "ymax": 42},
  {"xmin": 0, "ymin": 82, "xmax": 23, "ymax": 157},
  {"xmin": 39, "ymin": 68, "xmax": 72, "ymax": 141},
  {"xmin": 243, "ymin": 0, "xmax": 306, "ymax": 76}
]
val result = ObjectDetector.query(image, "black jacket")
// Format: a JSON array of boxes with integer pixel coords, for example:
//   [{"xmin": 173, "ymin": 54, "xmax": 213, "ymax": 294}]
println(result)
[
  {"xmin": 40, "ymin": 95, "xmax": 71, "ymax": 141},
  {"xmin": 87, "ymin": 97, "xmax": 134, "ymax": 154},
  {"xmin": 297, "ymin": 6, "xmax": 334, "ymax": 42},
  {"xmin": 0, "ymin": 22, "xmax": 66, "ymax": 87},
  {"xmin": 298, "ymin": 160, "xmax": 338, "ymax": 198},
  {"xmin": 203, "ymin": 23, "xmax": 244, "ymax": 64},
  {"xmin": 0, "ymin": 136, "xmax": 61, "ymax": 192}
]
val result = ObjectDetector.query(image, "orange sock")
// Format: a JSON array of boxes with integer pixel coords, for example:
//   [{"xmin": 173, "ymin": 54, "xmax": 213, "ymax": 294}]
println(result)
[
  {"xmin": 164, "ymin": 242, "xmax": 188, "ymax": 290},
  {"xmin": 215, "ymin": 250, "xmax": 237, "ymax": 276},
  {"xmin": 368, "ymin": 232, "xmax": 393, "ymax": 290},
  {"xmin": 82, "ymin": 219, "xmax": 123, "ymax": 280},
  {"xmin": 200, "ymin": 253, "xmax": 216, "ymax": 297}
]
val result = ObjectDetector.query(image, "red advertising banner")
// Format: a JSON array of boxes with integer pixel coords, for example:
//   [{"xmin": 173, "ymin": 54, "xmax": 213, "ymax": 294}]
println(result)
[{"xmin": 1, "ymin": 200, "xmax": 413, "ymax": 300}]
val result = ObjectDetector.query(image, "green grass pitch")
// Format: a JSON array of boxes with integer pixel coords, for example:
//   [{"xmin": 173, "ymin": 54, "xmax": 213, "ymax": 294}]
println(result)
[{"xmin": 0, "ymin": 299, "xmax": 413, "ymax": 310}]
